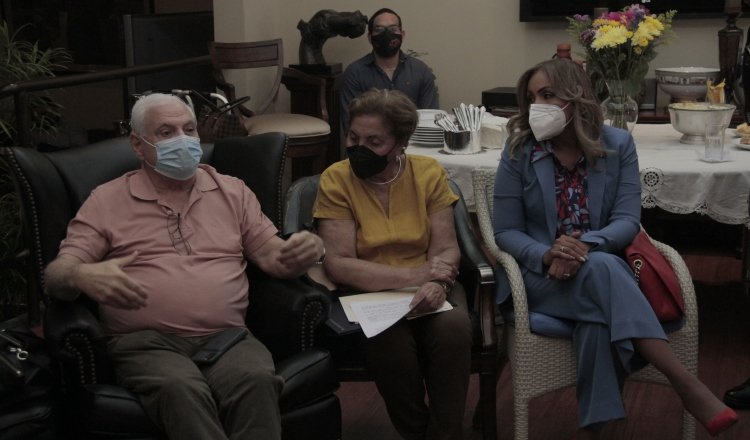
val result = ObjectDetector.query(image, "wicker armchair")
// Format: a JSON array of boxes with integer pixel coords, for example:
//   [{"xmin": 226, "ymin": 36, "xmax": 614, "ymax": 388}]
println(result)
[{"xmin": 471, "ymin": 168, "xmax": 698, "ymax": 440}]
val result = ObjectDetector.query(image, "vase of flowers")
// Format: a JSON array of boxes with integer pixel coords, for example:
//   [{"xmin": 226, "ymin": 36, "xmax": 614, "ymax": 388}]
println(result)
[
  {"xmin": 567, "ymin": 4, "xmax": 676, "ymax": 132},
  {"xmin": 601, "ymin": 79, "xmax": 639, "ymax": 132}
]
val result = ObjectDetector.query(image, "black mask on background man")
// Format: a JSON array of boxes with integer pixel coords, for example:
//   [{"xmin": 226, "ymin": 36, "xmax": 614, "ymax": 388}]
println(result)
[
  {"xmin": 347, "ymin": 145, "xmax": 390, "ymax": 179},
  {"xmin": 371, "ymin": 29, "xmax": 402, "ymax": 58}
]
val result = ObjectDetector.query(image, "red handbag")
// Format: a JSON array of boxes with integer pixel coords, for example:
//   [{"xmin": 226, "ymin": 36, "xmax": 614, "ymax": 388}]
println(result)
[{"xmin": 624, "ymin": 230, "xmax": 685, "ymax": 322}]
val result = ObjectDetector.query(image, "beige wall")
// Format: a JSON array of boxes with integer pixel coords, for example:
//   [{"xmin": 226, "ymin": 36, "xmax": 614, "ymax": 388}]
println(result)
[{"xmin": 214, "ymin": 0, "xmax": 745, "ymax": 113}]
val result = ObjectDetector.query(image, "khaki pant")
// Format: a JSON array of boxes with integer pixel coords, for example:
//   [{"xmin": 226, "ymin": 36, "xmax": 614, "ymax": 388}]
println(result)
[{"xmin": 107, "ymin": 329, "xmax": 283, "ymax": 440}]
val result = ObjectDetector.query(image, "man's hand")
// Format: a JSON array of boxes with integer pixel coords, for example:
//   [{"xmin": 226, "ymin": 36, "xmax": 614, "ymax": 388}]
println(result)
[
  {"xmin": 277, "ymin": 231, "xmax": 324, "ymax": 273},
  {"xmin": 74, "ymin": 252, "xmax": 148, "ymax": 309}
]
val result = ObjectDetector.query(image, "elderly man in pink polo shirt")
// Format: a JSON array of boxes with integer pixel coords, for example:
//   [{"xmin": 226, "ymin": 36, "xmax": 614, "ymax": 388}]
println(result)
[{"xmin": 43, "ymin": 93, "xmax": 325, "ymax": 440}]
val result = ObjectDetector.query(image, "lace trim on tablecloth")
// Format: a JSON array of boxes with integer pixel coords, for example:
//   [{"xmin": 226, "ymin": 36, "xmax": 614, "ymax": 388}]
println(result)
[{"xmin": 640, "ymin": 167, "xmax": 750, "ymax": 228}]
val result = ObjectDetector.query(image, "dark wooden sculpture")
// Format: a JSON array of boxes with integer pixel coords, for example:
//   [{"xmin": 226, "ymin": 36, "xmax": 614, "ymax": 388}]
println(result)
[{"xmin": 297, "ymin": 10, "xmax": 367, "ymax": 66}]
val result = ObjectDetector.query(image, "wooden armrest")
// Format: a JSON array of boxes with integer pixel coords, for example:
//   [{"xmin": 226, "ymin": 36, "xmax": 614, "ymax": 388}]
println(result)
[{"xmin": 281, "ymin": 67, "xmax": 329, "ymax": 122}]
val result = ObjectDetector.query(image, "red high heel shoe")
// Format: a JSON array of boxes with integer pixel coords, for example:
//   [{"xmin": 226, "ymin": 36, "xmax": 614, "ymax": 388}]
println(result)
[{"xmin": 704, "ymin": 407, "xmax": 739, "ymax": 436}]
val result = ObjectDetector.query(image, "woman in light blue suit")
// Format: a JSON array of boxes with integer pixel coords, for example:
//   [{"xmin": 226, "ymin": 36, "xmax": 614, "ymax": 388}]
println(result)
[{"xmin": 493, "ymin": 59, "xmax": 736, "ymax": 439}]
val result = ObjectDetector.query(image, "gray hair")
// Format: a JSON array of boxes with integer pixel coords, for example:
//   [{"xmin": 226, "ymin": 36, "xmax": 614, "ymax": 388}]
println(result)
[{"xmin": 129, "ymin": 93, "xmax": 195, "ymax": 136}]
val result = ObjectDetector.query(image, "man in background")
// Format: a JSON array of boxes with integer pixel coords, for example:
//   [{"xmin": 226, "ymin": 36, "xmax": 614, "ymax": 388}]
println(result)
[{"xmin": 339, "ymin": 8, "xmax": 438, "ymax": 131}]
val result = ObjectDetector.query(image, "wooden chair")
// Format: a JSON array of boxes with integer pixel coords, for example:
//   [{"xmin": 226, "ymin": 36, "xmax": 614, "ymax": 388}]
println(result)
[
  {"xmin": 208, "ymin": 39, "xmax": 331, "ymax": 183},
  {"xmin": 471, "ymin": 168, "xmax": 698, "ymax": 440},
  {"xmin": 282, "ymin": 175, "xmax": 501, "ymax": 440}
]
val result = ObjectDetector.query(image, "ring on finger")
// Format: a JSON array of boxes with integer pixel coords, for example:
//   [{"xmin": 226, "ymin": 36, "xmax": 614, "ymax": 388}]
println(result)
[
  {"xmin": 560, "ymin": 246, "xmax": 567, "ymax": 253},
  {"xmin": 563, "ymin": 273, "xmax": 571, "ymax": 278}
]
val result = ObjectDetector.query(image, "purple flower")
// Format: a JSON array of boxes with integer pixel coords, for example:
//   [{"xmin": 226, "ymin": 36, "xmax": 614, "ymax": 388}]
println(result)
[
  {"xmin": 580, "ymin": 29, "xmax": 596, "ymax": 46},
  {"xmin": 573, "ymin": 14, "xmax": 590, "ymax": 21},
  {"xmin": 627, "ymin": 4, "xmax": 650, "ymax": 15},
  {"xmin": 604, "ymin": 12, "xmax": 622, "ymax": 21}
]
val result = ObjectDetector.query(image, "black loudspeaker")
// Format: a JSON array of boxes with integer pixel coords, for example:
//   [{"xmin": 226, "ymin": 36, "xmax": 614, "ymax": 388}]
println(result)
[{"xmin": 481, "ymin": 87, "xmax": 518, "ymax": 109}]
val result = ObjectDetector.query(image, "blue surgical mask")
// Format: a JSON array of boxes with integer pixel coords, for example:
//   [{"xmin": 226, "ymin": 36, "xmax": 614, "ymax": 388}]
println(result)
[{"xmin": 141, "ymin": 134, "xmax": 202, "ymax": 180}]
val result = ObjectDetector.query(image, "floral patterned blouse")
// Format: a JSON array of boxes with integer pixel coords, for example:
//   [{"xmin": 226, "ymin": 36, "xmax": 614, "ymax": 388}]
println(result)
[{"xmin": 531, "ymin": 141, "xmax": 592, "ymax": 237}]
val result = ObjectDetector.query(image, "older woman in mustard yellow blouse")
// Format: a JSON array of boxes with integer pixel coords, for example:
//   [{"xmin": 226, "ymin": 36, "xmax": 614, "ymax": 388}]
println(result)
[{"xmin": 313, "ymin": 89, "xmax": 472, "ymax": 440}]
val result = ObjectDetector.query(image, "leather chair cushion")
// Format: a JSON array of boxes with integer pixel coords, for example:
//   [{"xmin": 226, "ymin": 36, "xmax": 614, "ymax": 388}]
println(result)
[
  {"xmin": 244, "ymin": 113, "xmax": 331, "ymax": 138},
  {"xmin": 277, "ymin": 349, "xmax": 338, "ymax": 412},
  {"xmin": 0, "ymin": 401, "xmax": 53, "ymax": 439}
]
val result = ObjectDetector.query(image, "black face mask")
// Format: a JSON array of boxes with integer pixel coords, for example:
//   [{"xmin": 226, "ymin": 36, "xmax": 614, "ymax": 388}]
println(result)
[
  {"xmin": 371, "ymin": 30, "xmax": 402, "ymax": 58},
  {"xmin": 347, "ymin": 144, "xmax": 390, "ymax": 179}
]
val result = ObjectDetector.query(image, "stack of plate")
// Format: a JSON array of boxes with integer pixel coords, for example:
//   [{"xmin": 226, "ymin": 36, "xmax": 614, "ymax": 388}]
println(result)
[{"xmin": 410, "ymin": 109, "xmax": 447, "ymax": 146}]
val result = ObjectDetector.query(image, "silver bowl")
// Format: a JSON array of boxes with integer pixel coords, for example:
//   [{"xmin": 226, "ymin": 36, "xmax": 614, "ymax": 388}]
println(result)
[
  {"xmin": 655, "ymin": 67, "xmax": 722, "ymax": 102},
  {"xmin": 667, "ymin": 103, "xmax": 735, "ymax": 144}
]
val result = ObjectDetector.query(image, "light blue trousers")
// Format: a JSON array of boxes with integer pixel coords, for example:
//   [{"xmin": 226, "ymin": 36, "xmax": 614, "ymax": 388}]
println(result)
[{"xmin": 523, "ymin": 251, "xmax": 667, "ymax": 427}]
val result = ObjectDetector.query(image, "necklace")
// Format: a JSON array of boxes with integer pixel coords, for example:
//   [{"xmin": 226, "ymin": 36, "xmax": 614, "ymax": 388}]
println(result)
[{"xmin": 367, "ymin": 155, "xmax": 403, "ymax": 185}]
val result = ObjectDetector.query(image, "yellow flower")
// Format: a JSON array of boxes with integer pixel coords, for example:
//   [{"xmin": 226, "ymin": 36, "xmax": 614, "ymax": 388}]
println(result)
[
  {"xmin": 566, "ymin": 5, "xmax": 676, "ymax": 95},
  {"xmin": 593, "ymin": 18, "xmax": 620, "ymax": 28},
  {"xmin": 591, "ymin": 24, "xmax": 631, "ymax": 50},
  {"xmin": 631, "ymin": 16, "xmax": 664, "ymax": 48}
]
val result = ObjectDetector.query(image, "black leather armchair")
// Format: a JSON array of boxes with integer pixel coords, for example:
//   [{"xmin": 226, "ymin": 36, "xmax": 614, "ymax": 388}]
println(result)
[
  {"xmin": 282, "ymin": 175, "xmax": 500, "ymax": 440},
  {"xmin": 0, "ymin": 133, "xmax": 341, "ymax": 440}
]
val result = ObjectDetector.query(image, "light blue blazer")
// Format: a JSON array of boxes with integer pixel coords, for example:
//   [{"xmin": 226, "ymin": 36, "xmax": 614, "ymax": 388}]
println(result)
[{"xmin": 492, "ymin": 125, "xmax": 642, "ymax": 304}]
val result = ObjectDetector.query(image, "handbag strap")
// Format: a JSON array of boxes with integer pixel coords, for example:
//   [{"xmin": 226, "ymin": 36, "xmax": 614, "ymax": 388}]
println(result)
[
  {"xmin": 213, "ymin": 96, "xmax": 251, "ymax": 116},
  {"xmin": 0, "ymin": 329, "xmax": 27, "ymax": 379},
  {"xmin": 631, "ymin": 259, "xmax": 643, "ymax": 283},
  {"xmin": 0, "ymin": 330, "xmax": 28, "ymax": 361}
]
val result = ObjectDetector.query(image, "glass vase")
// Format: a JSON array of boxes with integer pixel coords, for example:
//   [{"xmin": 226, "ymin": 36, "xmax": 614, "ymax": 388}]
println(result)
[{"xmin": 601, "ymin": 79, "xmax": 639, "ymax": 133}]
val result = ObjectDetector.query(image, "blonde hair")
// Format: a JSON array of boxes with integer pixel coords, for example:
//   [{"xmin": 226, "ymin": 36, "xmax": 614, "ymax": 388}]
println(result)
[
  {"xmin": 506, "ymin": 59, "xmax": 604, "ymax": 164},
  {"xmin": 348, "ymin": 89, "xmax": 418, "ymax": 146},
  {"xmin": 129, "ymin": 93, "xmax": 195, "ymax": 136}
]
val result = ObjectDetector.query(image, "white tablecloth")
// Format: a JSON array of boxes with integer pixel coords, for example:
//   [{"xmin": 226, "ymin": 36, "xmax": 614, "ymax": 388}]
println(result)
[{"xmin": 409, "ymin": 124, "xmax": 750, "ymax": 227}]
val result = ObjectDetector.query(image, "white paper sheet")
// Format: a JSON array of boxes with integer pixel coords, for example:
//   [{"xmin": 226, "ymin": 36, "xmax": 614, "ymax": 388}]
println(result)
[
  {"xmin": 350, "ymin": 297, "xmax": 413, "ymax": 338},
  {"xmin": 340, "ymin": 288, "xmax": 454, "ymax": 338}
]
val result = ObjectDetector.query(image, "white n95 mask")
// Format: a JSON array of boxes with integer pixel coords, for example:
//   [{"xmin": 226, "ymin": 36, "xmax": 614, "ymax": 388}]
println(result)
[{"xmin": 528, "ymin": 103, "xmax": 571, "ymax": 141}]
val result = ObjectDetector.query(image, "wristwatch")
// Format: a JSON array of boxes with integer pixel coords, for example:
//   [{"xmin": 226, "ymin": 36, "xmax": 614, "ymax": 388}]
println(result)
[{"xmin": 315, "ymin": 247, "xmax": 326, "ymax": 265}]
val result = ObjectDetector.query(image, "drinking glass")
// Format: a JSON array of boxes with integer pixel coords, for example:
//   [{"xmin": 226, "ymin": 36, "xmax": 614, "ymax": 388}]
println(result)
[{"xmin": 704, "ymin": 123, "xmax": 727, "ymax": 161}]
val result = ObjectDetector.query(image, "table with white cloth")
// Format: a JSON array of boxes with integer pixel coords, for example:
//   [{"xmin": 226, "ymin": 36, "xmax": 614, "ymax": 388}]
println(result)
[
  {"xmin": 409, "ymin": 123, "xmax": 750, "ymax": 226},
  {"xmin": 409, "ymin": 123, "xmax": 750, "ymax": 281}
]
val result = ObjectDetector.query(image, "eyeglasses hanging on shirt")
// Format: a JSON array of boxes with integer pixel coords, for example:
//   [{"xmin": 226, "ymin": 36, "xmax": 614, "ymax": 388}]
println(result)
[{"xmin": 167, "ymin": 212, "xmax": 193, "ymax": 256}]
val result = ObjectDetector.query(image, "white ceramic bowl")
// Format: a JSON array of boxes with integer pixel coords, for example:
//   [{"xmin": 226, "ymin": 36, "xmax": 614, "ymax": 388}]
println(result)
[
  {"xmin": 655, "ymin": 67, "xmax": 722, "ymax": 102},
  {"xmin": 667, "ymin": 102, "xmax": 735, "ymax": 144}
]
